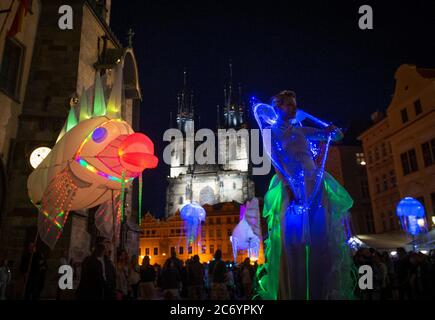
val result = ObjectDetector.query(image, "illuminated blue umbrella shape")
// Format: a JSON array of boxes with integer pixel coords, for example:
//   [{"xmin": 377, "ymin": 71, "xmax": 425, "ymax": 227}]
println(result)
[{"xmin": 396, "ymin": 197, "xmax": 427, "ymax": 236}]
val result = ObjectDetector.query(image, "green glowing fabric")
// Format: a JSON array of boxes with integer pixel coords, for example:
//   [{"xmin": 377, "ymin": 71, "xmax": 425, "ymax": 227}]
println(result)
[
  {"xmin": 93, "ymin": 72, "xmax": 107, "ymax": 117},
  {"xmin": 78, "ymin": 87, "xmax": 90, "ymax": 122},
  {"xmin": 255, "ymin": 172, "xmax": 356, "ymax": 300},
  {"xmin": 66, "ymin": 107, "xmax": 78, "ymax": 132},
  {"xmin": 255, "ymin": 174, "xmax": 283, "ymax": 300}
]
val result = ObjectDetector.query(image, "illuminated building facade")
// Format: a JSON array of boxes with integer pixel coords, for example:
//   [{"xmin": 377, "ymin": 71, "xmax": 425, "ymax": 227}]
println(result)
[
  {"xmin": 359, "ymin": 65, "xmax": 435, "ymax": 233},
  {"xmin": 140, "ymin": 202, "xmax": 264, "ymax": 265}
]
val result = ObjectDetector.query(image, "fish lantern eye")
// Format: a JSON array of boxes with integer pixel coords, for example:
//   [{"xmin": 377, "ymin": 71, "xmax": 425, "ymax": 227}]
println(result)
[{"xmin": 92, "ymin": 127, "xmax": 108, "ymax": 143}]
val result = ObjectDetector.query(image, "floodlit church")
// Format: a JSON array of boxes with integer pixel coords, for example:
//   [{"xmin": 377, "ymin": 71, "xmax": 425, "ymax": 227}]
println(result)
[{"xmin": 165, "ymin": 65, "xmax": 255, "ymax": 217}]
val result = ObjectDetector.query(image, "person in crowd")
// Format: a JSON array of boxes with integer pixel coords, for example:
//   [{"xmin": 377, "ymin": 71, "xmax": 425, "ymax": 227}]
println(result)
[
  {"xmin": 240, "ymin": 258, "xmax": 254, "ymax": 299},
  {"xmin": 116, "ymin": 250, "xmax": 129, "ymax": 300},
  {"xmin": 160, "ymin": 259, "xmax": 181, "ymax": 299},
  {"xmin": 138, "ymin": 256, "xmax": 156, "ymax": 300},
  {"xmin": 166, "ymin": 248, "xmax": 183, "ymax": 274},
  {"xmin": 20, "ymin": 242, "xmax": 47, "ymax": 300},
  {"xmin": 102, "ymin": 241, "xmax": 117, "ymax": 300},
  {"xmin": 187, "ymin": 255, "xmax": 204, "ymax": 300},
  {"xmin": 0, "ymin": 258, "xmax": 11, "ymax": 300},
  {"xmin": 128, "ymin": 255, "xmax": 140, "ymax": 299},
  {"xmin": 225, "ymin": 263, "xmax": 235, "ymax": 300},
  {"xmin": 76, "ymin": 243, "xmax": 106, "ymax": 300},
  {"xmin": 180, "ymin": 259, "xmax": 189, "ymax": 298},
  {"xmin": 395, "ymin": 247, "xmax": 411, "ymax": 300},
  {"xmin": 209, "ymin": 250, "xmax": 229, "ymax": 300}
]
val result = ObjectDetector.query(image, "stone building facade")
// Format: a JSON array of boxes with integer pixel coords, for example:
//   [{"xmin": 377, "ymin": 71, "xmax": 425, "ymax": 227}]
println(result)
[
  {"xmin": 0, "ymin": 0, "xmax": 41, "ymax": 231},
  {"xmin": 0, "ymin": 0, "xmax": 142, "ymax": 298},
  {"xmin": 359, "ymin": 65, "xmax": 435, "ymax": 233},
  {"xmin": 326, "ymin": 144, "xmax": 374, "ymax": 234},
  {"xmin": 165, "ymin": 67, "xmax": 255, "ymax": 217}
]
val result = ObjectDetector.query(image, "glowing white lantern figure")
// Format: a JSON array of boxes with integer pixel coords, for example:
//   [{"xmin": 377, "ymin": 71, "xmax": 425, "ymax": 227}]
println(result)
[{"xmin": 231, "ymin": 198, "xmax": 261, "ymax": 263}]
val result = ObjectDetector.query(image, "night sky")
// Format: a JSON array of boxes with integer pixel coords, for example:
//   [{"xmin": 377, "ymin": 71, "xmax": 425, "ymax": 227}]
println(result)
[{"xmin": 110, "ymin": 0, "xmax": 435, "ymax": 217}]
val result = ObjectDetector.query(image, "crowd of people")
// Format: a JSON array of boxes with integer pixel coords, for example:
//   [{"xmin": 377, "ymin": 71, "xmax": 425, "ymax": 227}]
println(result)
[
  {"xmin": 75, "ymin": 238, "xmax": 258, "ymax": 300},
  {"xmin": 353, "ymin": 247, "xmax": 435, "ymax": 300},
  {"xmin": 2, "ymin": 238, "xmax": 435, "ymax": 300}
]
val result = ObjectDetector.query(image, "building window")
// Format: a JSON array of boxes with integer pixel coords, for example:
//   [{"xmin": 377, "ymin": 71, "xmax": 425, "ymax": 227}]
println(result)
[
  {"xmin": 209, "ymin": 218, "xmax": 214, "ymax": 225},
  {"xmin": 360, "ymin": 179, "xmax": 369, "ymax": 198},
  {"xmin": 217, "ymin": 229, "xmax": 222, "ymax": 239},
  {"xmin": 201, "ymin": 245, "xmax": 206, "ymax": 254},
  {"xmin": 170, "ymin": 247, "xmax": 176, "ymax": 255},
  {"xmin": 216, "ymin": 218, "xmax": 221, "ymax": 224},
  {"xmin": 374, "ymin": 147, "xmax": 380, "ymax": 161},
  {"xmin": 414, "ymin": 99, "xmax": 422, "ymax": 115},
  {"xmin": 171, "ymin": 229, "xmax": 174, "ymax": 234},
  {"xmin": 226, "ymin": 217, "xmax": 231, "ymax": 224},
  {"xmin": 145, "ymin": 248, "xmax": 150, "ymax": 256},
  {"xmin": 209, "ymin": 229, "xmax": 214, "ymax": 238},
  {"xmin": 179, "ymin": 246, "xmax": 184, "ymax": 255},
  {"xmin": 375, "ymin": 177, "xmax": 381, "ymax": 193},
  {"xmin": 356, "ymin": 153, "xmax": 365, "ymax": 165},
  {"xmin": 153, "ymin": 247, "xmax": 158, "ymax": 256},
  {"xmin": 381, "ymin": 143, "xmax": 387, "ymax": 157},
  {"xmin": 217, "ymin": 244, "xmax": 222, "ymax": 251},
  {"xmin": 421, "ymin": 138, "xmax": 435, "ymax": 167},
  {"xmin": 401, "ymin": 108, "xmax": 409, "ymax": 123},
  {"xmin": 179, "ymin": 197, "xmax": 183, "ymax": 204},
  {"xmin": 368, "ymin": 151, "xmax": 373, "ymax": 164},
  {"xmin": 227, "ymin": 229, "xmax": 232, "ymax": 236},
  {"xmin": 382, "ymin": 174, "xmax": 388, "ymax": 191},
  {"xmin": 210, "ymin": 245, "xmax": 215, "ymax": 254},
  {"xmin": 188, "ymin": 246, "xmax": 192, "ymax": 254},
  {"xmin": 0, "ymin": 38, "xmax": 24, "ymax": 99},
  {"xmin": 201, "ymin": 229, "xmax": 206, "ymax": 238},
  {"xmin": 151, "ymin": 230, "xmax": 156, "ymax": 235},
  {"xmin": 401, "ymin": 149, "xmax": 419, "ymax": 176},
  {"xmin": 389, "ymin": 170, "xmax": 397, "ymax": 187},
  {"xmin": 234, "ymin": 217, "xmax": 238, "ymax": 223},
  {"xmin": 176, "ymin": 229, "xmax": 180, "ymax": 234},
  {"xmin": 233, "ymin": 182, "xmax": 236, "ymax": 189}
]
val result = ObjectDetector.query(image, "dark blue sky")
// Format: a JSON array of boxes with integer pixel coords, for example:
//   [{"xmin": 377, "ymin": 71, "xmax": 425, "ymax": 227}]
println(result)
[{"xmin": 110, "ymin": 0, "xmax": 435, "ymax": 217}]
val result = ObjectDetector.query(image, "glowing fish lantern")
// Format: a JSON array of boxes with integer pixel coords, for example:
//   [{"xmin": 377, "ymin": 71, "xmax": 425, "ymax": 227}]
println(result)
[
  {"xmin": 180, "ymin": 202, "xmax": 206, "ymax": 248},
  {"xmin": 231, "ymin": 198, "xmax": 261, "ymax": 263},
  {"xmin": 396, "ymin": 197, "xmax": 427, "ymax": 237},
  {"xmin": 28, "ymin": 67, "xmax": 158, "ymax": 249}
]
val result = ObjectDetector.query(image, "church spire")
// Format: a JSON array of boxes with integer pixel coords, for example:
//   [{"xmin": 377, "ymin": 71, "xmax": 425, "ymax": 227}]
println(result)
[
  {"xmin": 223, "ymin": 60, "xmax": 244, "ymax": 128},
  {"xmin": 176, "ymin": 68, "xmax": 194, "ymax": 132}
]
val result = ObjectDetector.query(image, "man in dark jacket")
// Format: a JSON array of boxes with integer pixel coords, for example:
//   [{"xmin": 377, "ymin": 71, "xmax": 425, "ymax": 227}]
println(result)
[
  {"xmin": 76, "ymin": 243, "xmax": 106, "ymax": 300},
  {"xmin": 187, "ymin": 255, "xmax": 204, "ymax": 299},
  {"xmin": 209, "ymin": 250, "xmax": 229, "ymax": 300}
]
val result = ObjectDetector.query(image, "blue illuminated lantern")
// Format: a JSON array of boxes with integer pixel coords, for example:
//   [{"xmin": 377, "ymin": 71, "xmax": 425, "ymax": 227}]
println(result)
[
  {"xmin": 396, "ymin": 197, "xmax": 427, "ymax": 236},
  {"xmin": 180, "ymin": 202, "xmax": 206, "ymax": 248}
]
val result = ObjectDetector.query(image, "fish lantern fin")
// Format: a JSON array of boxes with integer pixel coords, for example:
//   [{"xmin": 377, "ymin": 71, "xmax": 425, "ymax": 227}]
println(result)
[
  {"xmin": 93, "ymin": 72, "xmax": 107, "ymax": 117},
  {"xmin": 56, "ymin": 123, "xmax": 67, "ymax": 143},
  {"xmin": 106, "ymin": 63, "xmax": 123, "ymax": 119},
  {"xmin": 78, "ymin": 87, "xmax": 91, "ymax": 122},
  {"xmin": 65, "ymin": 106, "xmax": 78, "ymax": 132},
  {"xmin": 38, "ymin": 167, "xmax": 79, "ymax": 249}
]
